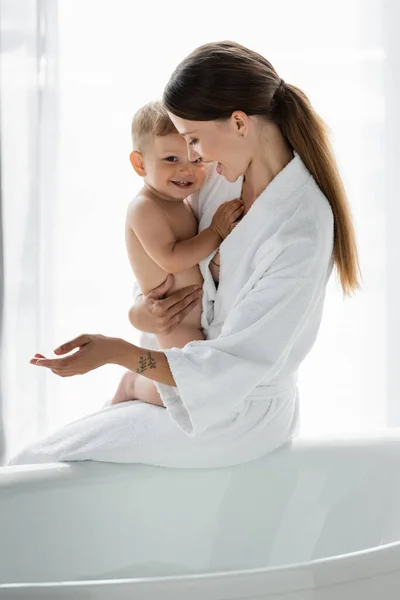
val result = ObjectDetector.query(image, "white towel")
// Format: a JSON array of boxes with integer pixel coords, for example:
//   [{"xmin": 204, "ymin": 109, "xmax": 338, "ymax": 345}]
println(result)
[{"xmin": 9, "ymin": 388, "xmax": 299, "ymax": 468}]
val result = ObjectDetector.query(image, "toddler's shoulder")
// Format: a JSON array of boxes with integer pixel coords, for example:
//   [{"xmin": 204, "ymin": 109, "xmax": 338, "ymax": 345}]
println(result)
[{"xmin": 126, "ymin": 193, "xmax": 165, "ymax": 227}]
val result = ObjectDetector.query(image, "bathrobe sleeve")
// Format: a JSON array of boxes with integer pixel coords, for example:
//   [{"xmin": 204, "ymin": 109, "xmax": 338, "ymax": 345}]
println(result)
[
  {"xmin": 132, "ymin": 279, "xmax": 142, "ymax": 302},
  {"xmin": 154, "ymin": 234, "xmax": 330, "ymax": 436}
]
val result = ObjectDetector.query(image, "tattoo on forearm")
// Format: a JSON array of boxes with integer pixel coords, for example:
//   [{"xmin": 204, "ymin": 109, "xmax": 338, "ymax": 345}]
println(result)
[{"xmin": 135, "ymin": 351, "xmax": 157, "ymax": 375}]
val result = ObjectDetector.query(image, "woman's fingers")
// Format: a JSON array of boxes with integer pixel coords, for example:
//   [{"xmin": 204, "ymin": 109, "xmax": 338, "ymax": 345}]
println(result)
[
  {"xmin": 163, "ymin": 297, "xmax": 203, "ymax": 333},
  {"xmin": 34, "ymin": 356, "xmax": 71, "ymax": 368},
  {"xmin": 30, "ymin": 353, "xmax": 47, "ymax": 365},
  {"xmin": 30, "ymin": 332, "xmax": 111, "ymax": 377},
  {"xmin": 165, "ymin": 290, "xmax": 203, "ymax": 320},
  {"xmin": 33, "ymin": 346, "xmax": 86, "ymax": 369},
  {"xmin": 159, "ymin": 285, "xmax": 202, "ymax": 315},
  {"xmin": 54, "ymin": 334, "xmax": 90, "ymax": 355},
  {"xmin": 147, "ymin": 273, "xmax": 174, "ymax": 300},
  {"xmin": 144, "ymin": 284, "xmax": 203, "ymax": 334}
]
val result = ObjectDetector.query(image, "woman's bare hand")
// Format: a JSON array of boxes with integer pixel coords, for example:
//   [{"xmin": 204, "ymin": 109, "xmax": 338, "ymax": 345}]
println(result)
[
  {"xmin": 210, "ymin": 198, "xmax": 244, "ymax": 240},
  {"xmin": 30, "ymin": 334, "xmax": 118, "ymax": 377},
  {"xmin": 128, "ymin": 274, "xmax": 203, "ymax": 335}
]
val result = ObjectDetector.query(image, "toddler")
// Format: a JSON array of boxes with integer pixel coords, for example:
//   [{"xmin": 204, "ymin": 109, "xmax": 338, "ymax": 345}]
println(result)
[{"xmin": 111, "ymin": 101, "xmax": 243, "ymax": 406}]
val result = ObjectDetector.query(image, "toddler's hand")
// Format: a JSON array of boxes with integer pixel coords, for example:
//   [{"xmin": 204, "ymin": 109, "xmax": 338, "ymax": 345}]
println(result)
[{"xmin": 210, "ymin": 199, "xmax": 244, "ymax": 240}]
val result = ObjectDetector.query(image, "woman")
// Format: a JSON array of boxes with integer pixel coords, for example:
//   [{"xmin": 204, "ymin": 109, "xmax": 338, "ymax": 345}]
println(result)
[{"xmin": 9, "ymin": 41, "xmax": 360, "ymax": 467}]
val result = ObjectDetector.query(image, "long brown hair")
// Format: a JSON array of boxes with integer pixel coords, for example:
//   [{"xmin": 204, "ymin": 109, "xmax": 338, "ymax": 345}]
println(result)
[{"xmin": 163, "ymin": 41, "xmax": 361, "ymax": 296}]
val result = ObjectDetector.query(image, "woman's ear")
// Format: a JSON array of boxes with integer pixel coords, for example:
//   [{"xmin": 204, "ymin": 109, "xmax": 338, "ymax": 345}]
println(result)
[
  {"xmin": 231, "ymin": 111, "xmax": 248, "ymax": 139},
  {"xmin": 130, "ymin": 151, "xmax": 146, "ymax": 177}
]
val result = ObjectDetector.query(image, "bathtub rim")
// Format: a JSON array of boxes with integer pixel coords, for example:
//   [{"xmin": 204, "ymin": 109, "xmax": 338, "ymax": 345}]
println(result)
[
  {"xmin": 1, "ymin": 536, "xmax": 400, "ymax": 597},
  {"xmin": 3, "ymin": 427, "xmax": 400, "ymax": 485}
]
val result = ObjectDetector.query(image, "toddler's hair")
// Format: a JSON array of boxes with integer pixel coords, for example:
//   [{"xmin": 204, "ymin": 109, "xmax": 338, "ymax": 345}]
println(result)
[{"xmin": 131, "ymin": 100, "xmax": 177, "ymax": 152}]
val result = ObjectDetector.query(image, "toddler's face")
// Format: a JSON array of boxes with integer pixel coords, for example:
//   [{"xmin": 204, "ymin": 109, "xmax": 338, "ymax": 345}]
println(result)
[{"xmin": 143, "ymin": 133, "xmax": 206, "ymax": 200}]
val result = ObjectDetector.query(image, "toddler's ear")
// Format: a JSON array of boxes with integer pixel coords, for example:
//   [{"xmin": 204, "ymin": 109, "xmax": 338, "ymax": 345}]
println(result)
[{"xmin": 130, "ymin": 151, "xmax": 146, "ymax": 177}]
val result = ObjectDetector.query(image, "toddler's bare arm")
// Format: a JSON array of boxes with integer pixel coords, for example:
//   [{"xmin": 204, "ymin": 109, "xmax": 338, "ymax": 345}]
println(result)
[{"xmin": 126, "ymin": 198, "xmax": 221, "ymax": 273}]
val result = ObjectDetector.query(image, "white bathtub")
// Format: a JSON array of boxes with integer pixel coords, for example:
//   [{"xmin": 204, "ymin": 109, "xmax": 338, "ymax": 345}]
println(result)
[{"xmin": 0, "ymin": 431, "xmax": 400, "ymax": 599}]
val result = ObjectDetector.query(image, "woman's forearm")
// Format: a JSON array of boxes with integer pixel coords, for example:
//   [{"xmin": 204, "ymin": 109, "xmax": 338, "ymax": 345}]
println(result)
[{"xmin": 113, "ymin": 338, "xmax": 176, "ymax": 386}]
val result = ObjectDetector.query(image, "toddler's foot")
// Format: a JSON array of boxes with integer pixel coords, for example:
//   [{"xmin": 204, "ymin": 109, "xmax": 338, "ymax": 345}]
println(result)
[{"xmin": 110, "ymin": 371, "xmax": 139, "ymax": 405}]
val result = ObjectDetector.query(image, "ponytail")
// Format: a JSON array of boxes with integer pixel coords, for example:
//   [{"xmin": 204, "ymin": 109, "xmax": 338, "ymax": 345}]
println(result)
[{"xmin": 275, "ymin": 83, "xmax": 361, "ymax": 296}]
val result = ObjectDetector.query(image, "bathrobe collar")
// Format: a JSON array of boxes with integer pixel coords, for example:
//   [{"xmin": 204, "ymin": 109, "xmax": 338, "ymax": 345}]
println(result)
[
  {"xmin": 229, "ymin": 151, "xmax": 309, "ymax": 235},
  {"xmin": 218, "ymin": 151, "xmax": 309, "ymax": 260}
]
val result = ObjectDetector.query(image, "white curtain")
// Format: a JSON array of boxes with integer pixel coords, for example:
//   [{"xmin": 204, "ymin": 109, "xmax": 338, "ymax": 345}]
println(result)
[{"xmin": 0, "ymin": 0, "xmax": 395, "ymax": 462}]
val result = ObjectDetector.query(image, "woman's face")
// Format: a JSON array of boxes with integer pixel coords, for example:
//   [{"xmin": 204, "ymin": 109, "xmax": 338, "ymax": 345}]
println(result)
[{"xmin": 167, "ymin": 112, "xmax": 251, "ymax": 182}]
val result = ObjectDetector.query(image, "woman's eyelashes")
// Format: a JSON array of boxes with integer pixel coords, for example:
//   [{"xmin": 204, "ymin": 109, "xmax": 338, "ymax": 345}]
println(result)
[
  {"xmin": 189, "ymin": 138, "xmax": 199, "ymax": 146},
  {"xmin": 192, "ymin": 157, "xmax": 203, "ymax": 164}
]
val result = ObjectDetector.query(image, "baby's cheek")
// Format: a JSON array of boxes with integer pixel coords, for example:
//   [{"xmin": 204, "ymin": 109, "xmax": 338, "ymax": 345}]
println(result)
[{"xmin": 196, "ymin": 166, "xmax": 207, "ymax": 187}]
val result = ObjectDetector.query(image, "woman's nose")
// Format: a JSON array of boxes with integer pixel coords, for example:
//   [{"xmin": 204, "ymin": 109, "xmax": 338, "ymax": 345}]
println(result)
[{"xmin": 187, "ymin": 145, "xmax": 200, "ymax": 162}]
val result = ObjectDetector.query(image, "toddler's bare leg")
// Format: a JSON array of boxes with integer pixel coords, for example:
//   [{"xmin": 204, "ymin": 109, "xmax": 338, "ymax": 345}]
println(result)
[
  {"xmin": 111, "ymin": 278, "xmax": 203, "ymax": 406},
  {"xmin": 111, "ymin": 371, "xmax": 164, "ymax": 407},
  {"xmin": 110, "ymin": 371, "xmax": 138, "ymax": 405},
  {"xmin": 133, "ymin": 376, "xmax": 165, "ymax": 407},
  {"xmin": 156, "ymin": 325, "xmax": 204, "ymax": 349}
]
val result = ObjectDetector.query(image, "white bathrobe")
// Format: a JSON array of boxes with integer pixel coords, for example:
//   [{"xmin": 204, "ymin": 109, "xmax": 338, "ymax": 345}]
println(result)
[{"xmin": 9, "ymin": 152, "xmax": 334, "ymax": 468}]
